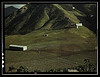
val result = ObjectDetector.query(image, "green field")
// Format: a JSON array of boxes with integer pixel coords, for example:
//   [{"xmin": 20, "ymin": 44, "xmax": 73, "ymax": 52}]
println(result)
[
  {"xmin": 5, "ymin": 50, "xmax": 97, "ymax": 72},
  {"xmin": 5, "ymin": 28, "xmax": 97, "ymax": 72}
]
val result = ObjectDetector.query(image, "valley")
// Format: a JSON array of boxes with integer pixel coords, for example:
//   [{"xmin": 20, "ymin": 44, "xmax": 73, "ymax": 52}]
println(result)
[{"xmin": 4, "ymin": 3, "xmax": 97, "ymax": 73}]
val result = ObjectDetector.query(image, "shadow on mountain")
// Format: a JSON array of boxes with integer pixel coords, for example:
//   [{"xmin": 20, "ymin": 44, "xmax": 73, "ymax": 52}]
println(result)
[
  {"xmin": 76, "ymin": 16, "xmax": 97, "ymax": 35},
  {"xmin": 73, "ymin": 4, "xmax": 97, "ymax": 35}
]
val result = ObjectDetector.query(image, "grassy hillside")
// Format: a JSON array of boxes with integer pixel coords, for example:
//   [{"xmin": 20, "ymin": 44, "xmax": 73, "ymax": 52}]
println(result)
[
  {"xmin": 5, "ymin": 50, "xmax": 97, "ymax": 72},
  {"xmin": 5, "ymin": 4, "xmax": 87, "ymax": 35},
  {"xmin": 5, "ymin": 4, "xmax": 97, "ymax": 35},
  {"xmin": 5, "ymin": 29, "xmax": 97, "ymax": 72},
  {"xmin": 4, "ymin": 3, "xmax": 97, "ymax": 73},
  {"xmin": 5, "ymin": 28, "xmax": 97, "ymax": 72},
  {"xmin": 5, "ymin": 28, "xmax": 97, "ymax": 51}
]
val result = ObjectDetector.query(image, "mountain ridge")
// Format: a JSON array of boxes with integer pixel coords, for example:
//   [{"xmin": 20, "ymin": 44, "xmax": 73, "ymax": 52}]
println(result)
[
  {"xmin": 5, "ymin": 6, "xmax": 18, "ymax": 17},
  {"xmin": 5, "ymin": 4, "xmax": 97, "ymax": 35}
]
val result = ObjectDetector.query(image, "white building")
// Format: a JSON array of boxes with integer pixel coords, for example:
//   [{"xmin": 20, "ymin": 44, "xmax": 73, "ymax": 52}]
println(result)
[
  {"xmin": 72, "ymin": 7, "xmax": 75, "ymax": 10},
  {"xmin": 9, "ymin": 45, "xmax": 27, "ymax": 51},
  {"xmin": 76, "ymin": 23, "xmax": 82, "ymax": 29}
]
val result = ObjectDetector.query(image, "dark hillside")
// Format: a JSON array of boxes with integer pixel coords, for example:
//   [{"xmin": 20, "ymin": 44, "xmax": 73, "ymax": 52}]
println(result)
[
  {"xmin": 5, "ymin": 4, "xmax": 78, "ymax": 35},
  {"xmin": 5, "ymin": 4, "xmax": 97, "ymax": 35},
  {"xmin": 5, "ymin": 6, "xmax": 18, "ymax": 17},
  {"xmin": 73, "ymin": 4, "xmax": 97, "ymax": 34}
]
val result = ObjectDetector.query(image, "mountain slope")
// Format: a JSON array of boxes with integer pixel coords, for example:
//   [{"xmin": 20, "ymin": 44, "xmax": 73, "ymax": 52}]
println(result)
[
  {"xmin": 73, "ymin": 4, "xmax": 97, "ymax": 34},
  {"xmin": 4, "ymin": 4, "xmax": 97, "ymax": 72},
  {"xmin": 5, "ymin": 4, "xmax": 97, "ymax": 35},
  {"xmin": 5, "ymin": 6, "xmax": 18, "ymax": 17},
  {"xmin": 5, "ymin": 4, "xmax": 81, "ymax": 35}
]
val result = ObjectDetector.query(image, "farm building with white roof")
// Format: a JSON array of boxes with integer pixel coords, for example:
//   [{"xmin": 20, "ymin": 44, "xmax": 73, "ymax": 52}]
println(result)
[
  {"xmin": 75, "ymin": 23, "xmax": 82, "ymax": 29},
  {"xmin": 9, "ymin": 45, "xmax": 27, "ymax": 51}
]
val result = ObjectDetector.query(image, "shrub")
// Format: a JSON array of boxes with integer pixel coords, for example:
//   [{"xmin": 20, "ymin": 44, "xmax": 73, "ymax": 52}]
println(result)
[{"xmin": 7, "ymin": 59, "xmax": 96, "ymax": 73}]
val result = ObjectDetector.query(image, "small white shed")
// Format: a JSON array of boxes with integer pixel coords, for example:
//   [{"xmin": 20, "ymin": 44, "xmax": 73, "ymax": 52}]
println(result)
[
  {"xmin": 76, "ymin": 23, "xmax": 82, "ymax": 29},
  {"xmin": 9, "ymin": 45, "xmax": 27, "ymax": 51},
  {"xmin": 72, "ymin": 7, "xmax": 75, "ymax": 10}
]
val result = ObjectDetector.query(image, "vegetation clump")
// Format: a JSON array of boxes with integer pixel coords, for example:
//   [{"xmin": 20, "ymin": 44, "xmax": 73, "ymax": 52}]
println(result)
[{"xmin": 7, "ymin": 59, "xmax": 97, "ymax": 73}]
